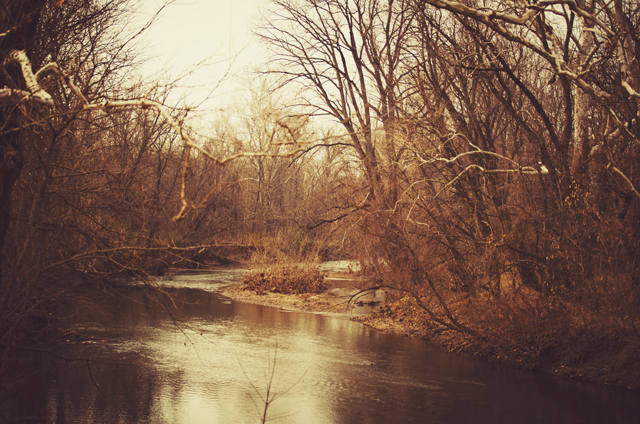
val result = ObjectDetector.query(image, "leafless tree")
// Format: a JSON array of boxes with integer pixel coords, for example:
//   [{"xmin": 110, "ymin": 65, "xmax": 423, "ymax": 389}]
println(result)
[
  {"xmin": 260, "ymin": 0, "xmax": 418, "ymax": 209},
  {"xmin": 0, "ymin": 0, "xmax": 310, "ymax": 365}
]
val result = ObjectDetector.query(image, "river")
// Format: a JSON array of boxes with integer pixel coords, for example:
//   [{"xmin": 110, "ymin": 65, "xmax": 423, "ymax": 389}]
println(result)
[{"xmin": 2, "ymin": 267, "xmax": 640, "ymax": 423}]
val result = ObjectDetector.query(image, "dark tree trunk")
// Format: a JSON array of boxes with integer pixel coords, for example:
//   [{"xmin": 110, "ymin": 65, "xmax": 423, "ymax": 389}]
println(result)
[
  {"xmin": 0, "ymin": 130, "xmax": 22, "ymax": 287},
  {"xmin": 0, "ymin": 0, "xmax": 47, "ymax": 288}
]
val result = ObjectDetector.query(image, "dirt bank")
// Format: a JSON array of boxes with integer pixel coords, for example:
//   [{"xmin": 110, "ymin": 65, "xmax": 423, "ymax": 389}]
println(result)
[
  {"xmin": 222, "ymin": 264, "xmax": 382, "ymax": 315},
  {"xmin": 352, "ymin": 292, "xmax": 640, "ymax": 391},
  {"xmin": 222, "ymin": 272, "xmax": 640, "ymax": 391},
  {"xmin": 222, "ymin": 284, "xmax": 353, "ymax": 314}
]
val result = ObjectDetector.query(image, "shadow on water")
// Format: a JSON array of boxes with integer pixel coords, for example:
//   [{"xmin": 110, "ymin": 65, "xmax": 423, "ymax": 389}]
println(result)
[{"xmin": 2, "ymin": 270, "xmax": 640, "ymax": 424}]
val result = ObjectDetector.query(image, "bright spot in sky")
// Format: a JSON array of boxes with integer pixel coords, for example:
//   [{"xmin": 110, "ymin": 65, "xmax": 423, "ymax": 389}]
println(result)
[{"xmin": 133, "ymin": 0, "xmax": 269, "ymax": 111}]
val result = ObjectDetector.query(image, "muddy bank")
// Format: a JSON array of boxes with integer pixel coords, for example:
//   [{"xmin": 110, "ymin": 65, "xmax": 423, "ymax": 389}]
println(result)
[
  {"xmin": 222, "ymin": 284, "xmax": 353, "ymax": 314},
  {"xmin": 224, "ymin": 280, "xmax": 640, "ymax": 391},
  {"xmin": 222, "ymin": 264, "xmax": 381, "ymax": 315},
  {"xmin": 354, "ymin": 293, "xmax": 640, "ymax": 391}
]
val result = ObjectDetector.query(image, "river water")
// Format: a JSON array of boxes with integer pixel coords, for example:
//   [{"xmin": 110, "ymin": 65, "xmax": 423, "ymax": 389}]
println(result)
[{"xmin": 2, "ymin": 267, "xmax": 640, "ymax": 424}]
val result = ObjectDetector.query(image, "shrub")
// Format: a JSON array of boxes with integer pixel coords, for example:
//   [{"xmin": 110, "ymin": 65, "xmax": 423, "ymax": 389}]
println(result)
[{"xmin": 242, "ymin": 266, "xmax": 327, "ymax": 295}]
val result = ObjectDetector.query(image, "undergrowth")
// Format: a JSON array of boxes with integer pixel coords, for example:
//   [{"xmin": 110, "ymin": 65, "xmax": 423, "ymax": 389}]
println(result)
[
  {"xmin": 355, "ymin": 286, "xmax": 640, "ymax": 389},
  {"xmin": 242, "ymin": 266, "xmax": 327, "ymax": 295}
]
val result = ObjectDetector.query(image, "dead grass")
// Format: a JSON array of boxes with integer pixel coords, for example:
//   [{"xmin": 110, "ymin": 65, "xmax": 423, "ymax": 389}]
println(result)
[{"xmin": 241, "ymin": 266, "xmax": 328, "ymax": 295}]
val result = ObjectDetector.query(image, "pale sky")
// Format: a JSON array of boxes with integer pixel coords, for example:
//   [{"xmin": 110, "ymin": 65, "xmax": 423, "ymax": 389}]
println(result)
[{"xmin": 133, "ymin": 0, "xmax": 269, "ymax": 111}]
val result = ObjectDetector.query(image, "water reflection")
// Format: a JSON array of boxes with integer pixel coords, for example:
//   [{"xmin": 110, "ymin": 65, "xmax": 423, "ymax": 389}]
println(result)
[{"xmin": 2, "ymin": 276, "xmax": 640, "ymax": 424}]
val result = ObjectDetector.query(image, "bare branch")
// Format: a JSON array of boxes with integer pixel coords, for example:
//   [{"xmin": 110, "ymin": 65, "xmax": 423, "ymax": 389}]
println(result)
[{"xmin": 0, "ymin": 50, "xmax": 54, "ymax": 106}]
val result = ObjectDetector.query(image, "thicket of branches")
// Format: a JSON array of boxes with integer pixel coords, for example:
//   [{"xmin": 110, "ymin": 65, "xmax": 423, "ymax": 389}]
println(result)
[
  {"xmin": 260, "ymin": 0, "xmax": 640, "ymax": 377},
  {"xmin": 0, "ymin": 0, "xmax": 343, "ymax": 369}
]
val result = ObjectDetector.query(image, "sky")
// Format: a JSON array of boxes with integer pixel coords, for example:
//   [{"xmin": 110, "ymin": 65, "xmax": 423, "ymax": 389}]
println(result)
[{"xmin": 133, "ymin": 0, "xmax": 269, "ymax": 112}]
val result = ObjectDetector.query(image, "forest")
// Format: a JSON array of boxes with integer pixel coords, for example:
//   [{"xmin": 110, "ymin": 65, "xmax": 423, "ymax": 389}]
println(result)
[{"xmin": 1, "ymin": 0, "xmax": 640, "ymax": 387}]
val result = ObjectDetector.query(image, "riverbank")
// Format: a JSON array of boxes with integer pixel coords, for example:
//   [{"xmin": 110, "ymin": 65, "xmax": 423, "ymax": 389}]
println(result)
[
  {"xmin": 352, "ymin": 293, "xmax": 640, "ymax": 388},
  {"xmin": 223, "ymin": 276, "xmax": 640, "ymax": 391},
  {"xmin": 222, "ymin": 284, "xmax": 352, "ymax": 314},
  {"xmin": 222, "ymin": 263, "xmax": 381, "ymax": 315}
]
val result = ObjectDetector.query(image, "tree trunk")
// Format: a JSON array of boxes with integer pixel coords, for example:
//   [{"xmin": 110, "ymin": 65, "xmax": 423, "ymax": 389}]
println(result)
[
  {"xmin": 0, "ymin": 131, "xmax": 22, "ymax": 288},
  {"xmin": 0, "ymin": 0, "xmax": 47, "ymax": 289}
]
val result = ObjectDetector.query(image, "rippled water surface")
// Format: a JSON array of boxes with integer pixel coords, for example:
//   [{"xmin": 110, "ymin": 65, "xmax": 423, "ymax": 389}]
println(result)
[{"xmin": 3, "ymin": 268, "xmax": 640, "ymax": 424}]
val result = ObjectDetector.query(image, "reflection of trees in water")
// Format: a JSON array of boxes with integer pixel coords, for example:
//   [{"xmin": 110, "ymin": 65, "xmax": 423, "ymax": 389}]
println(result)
[
  {"xmin": 3, "ymin": 287, "xmax": 640, "ymax": 423},
  {"xmin": 54, "ymin": 359, "xmax": 160, "ymax": 423}
]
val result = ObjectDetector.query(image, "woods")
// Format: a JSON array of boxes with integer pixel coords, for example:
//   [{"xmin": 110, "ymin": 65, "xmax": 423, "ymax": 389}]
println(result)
[
  {"xmin": 1, "ymin": 0, "xmax": 640, "ymax": 387},
  {"xmin": 0, "ymin": 0, "xmax": 312, "ymax": 369},
  {"xmin": 260, "ymin": 0, "xmax": 640, "ymax": 383}
]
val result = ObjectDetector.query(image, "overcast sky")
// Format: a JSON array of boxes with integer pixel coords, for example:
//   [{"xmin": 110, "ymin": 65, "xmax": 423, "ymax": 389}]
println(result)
[{"xmin": 133, "ymin": 0, "xmax": 269, "ymax": 111}]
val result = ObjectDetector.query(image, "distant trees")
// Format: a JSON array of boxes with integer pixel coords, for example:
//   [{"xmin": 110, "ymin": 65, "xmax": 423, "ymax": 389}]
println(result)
[{"xmin": 260, "ymin": 0, "xmax": 416, "ymax": 209}]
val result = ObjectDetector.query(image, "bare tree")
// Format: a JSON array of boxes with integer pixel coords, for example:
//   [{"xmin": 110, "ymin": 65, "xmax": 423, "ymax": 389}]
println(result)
[
  {"xmin": 260, "ymin": 0, "xmax": 417, "ymax": 209},
  {"xmin": 0, "ymin": 0, "xmax": 310, "ymax": 366},
  {"xmin": 258, "ymin": 0, "xmax": 640, "ymax": 340}
]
